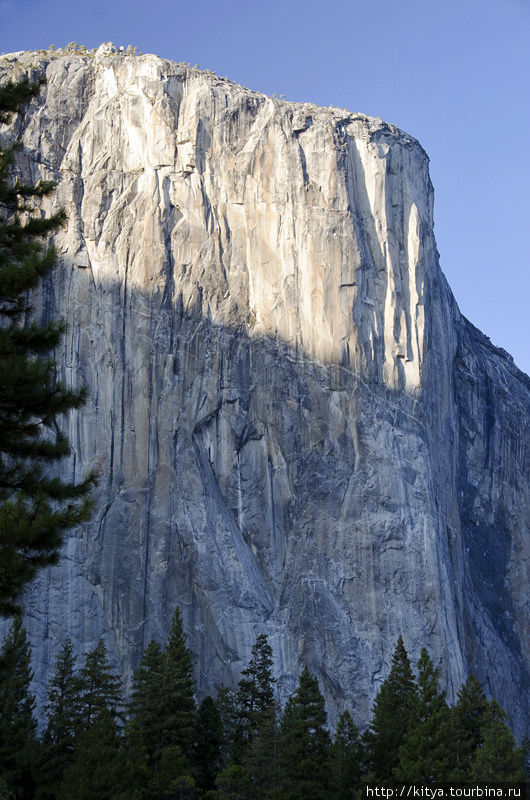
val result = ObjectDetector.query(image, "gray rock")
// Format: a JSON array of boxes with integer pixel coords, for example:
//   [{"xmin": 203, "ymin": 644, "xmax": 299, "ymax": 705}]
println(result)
[{"xmin": 0, "ymin": 50, "xmax": 528, "ymax": 737}]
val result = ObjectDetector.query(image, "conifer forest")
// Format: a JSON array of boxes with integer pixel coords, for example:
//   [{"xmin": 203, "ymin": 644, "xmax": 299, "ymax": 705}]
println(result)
[{"xmin": 0, "ymin": 611, "xmax": 527, "ymax": 799}]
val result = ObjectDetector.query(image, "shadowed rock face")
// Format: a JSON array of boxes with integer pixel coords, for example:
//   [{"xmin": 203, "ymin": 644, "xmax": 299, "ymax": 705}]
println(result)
[{"xmin": 1, "ymin": 47, "xmax": 528, "ymax": 735}]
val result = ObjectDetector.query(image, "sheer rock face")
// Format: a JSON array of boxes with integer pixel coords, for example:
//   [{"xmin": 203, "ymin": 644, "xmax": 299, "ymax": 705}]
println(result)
[{"xmin": 1, "ymin": 50, "xmax": 528, "ymax": 735}]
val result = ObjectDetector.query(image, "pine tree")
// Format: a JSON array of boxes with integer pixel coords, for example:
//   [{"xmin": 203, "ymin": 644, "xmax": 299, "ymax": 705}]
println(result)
[
  {"xmin": 78, "ymin": 638, "xmax": 123, "ymax": 726},
  {"xmin": 194, "ymin": 695, "xmax": 224, "ymax": 793},
  {"xmin": 331, "ymin": 710, "xmax": 362, "ymax": 799},
  {"xmin": 127, "ymin": 607, "xmax": 197, "ymax": 794},
  {"xmin": 120, "ymin": 719, "xmax": 152, "ymax": 799},
  {"xmin": 53, "ymin": 639, "xmax": 128, "ymax": 799},
  {"xmin": 245, "ymin": 699, "xmax": 281, "ymax": 799},
  {"xmin": 0, "ymin": 78, "xmax": 96, "ymax": 616},
  {"xmin": 0, "ymin": 616, "xmax": 38, "ymax": 799},
  {"xmin": 127, "ymin": 639, "xmax": 166, "ymax": 770},
  {"xmin": 233, "ymin": 634, "xmax": 276, "ymax": 764},
  {"xmin": 364, "ymin": 636, "xmax": 418, "ymax": 782},
  {"xmin": 450, "ymin": 673, "xmax": 490, "ymax": 779},
  {"xmin": 522, "ymin": 735, "xmax": 530, "ymax": 780},
  {"xmin": 163, "ymin": 606, "xmax": 196, "ymax": 761},
  {"xmin": 215, "ymin": 763, "xmax": 251, "ymax": 800},
  {"xmin": 58, "ymin": 709, "xmax": 127, "ymax": 800},
  {"xmin": 0, "ymin": 778, "xmax": 12, "ymax": 800},
  {"xmin": 215, "ymin": 686, "xmax": 238, "ymax": 768},
  {"xmin": 470, "ymin": 717, "xmax": 525, "ymax": 781},
  {"xmin": 150, "ymin": 745, "xmax": 196, "ymax": 800},
  {"xmin": 39, "ymin": 637, "xmax": 84, "ymax": 797},
  {"xmin": 480, "ymin": 697, "xmax": 510, "ymax": 730},
  {"xmin": 237, "ymin": 635, "xmax": 275, "ymax": 719},
  {"xmin": 279, "ymin": 667, "xmax": 331, "ymax": 800},
  {"xmin": 218, "ymin": 634, "xmax": 280, "ymax": 796},
  {"xmin": 394, "ymin": 648, "xmax": 451, "ymax": 781}
]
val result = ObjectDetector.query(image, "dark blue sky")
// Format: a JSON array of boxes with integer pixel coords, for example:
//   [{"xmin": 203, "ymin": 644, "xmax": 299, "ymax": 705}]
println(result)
[{"xmin": 2, "ymin": 0, "xmax": 529, "ymax": 372}]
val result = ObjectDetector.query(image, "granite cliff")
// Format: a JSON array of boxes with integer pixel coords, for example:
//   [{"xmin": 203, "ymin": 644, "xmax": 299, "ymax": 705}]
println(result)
[{"xmin": 1, "ymin": 46, "xmax": 528, "ymax": 736}]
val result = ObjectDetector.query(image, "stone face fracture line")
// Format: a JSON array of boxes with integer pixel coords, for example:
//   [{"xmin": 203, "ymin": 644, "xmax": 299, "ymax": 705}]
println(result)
[{"xmin": 0, "ymin": 46, "xmax": 528, "ymax": 737}]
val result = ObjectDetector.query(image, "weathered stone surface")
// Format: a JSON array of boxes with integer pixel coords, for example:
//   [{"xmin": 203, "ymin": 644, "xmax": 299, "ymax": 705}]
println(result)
[{"xmin": 1, "ymin": 48, "xmax": 528, "ymax": 736}]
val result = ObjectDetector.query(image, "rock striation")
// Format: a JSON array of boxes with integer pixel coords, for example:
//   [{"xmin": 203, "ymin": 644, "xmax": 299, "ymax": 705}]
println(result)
[{"xmin": 1, "ymin": 46, "xmax": 528, "ymax": 736}]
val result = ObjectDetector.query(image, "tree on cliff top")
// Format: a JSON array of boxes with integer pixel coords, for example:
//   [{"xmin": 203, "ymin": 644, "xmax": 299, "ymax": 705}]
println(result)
[{"xmin": 0, "ymin": 77, "xmax": 96, "ymax": 616}]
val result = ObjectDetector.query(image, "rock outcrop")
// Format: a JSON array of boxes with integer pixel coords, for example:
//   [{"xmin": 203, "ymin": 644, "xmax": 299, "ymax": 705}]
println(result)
[{"xmin": 1, "ymin": 46, "xmax": 528, "ymax": 736}]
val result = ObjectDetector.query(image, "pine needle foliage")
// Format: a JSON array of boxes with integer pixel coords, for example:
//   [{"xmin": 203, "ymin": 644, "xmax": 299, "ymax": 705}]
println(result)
[
  {"xmin": 128, "ymin": 639, "xmax": 166, "ymax": 768},
  {"xmin": 127, "ymin": 607, "xmax": 196, "ymax": 793},
  {"xmin": 0, "ymin": 618, "xmax": 526, "ymax": 797},
  {"xmin": 331, "ymin": 709, "xmax": 362, "ymax": 799},
  {"xmin": 450, "ymin": 673, "xmax": 490, "ymax": 779},
  {"xmin": 363, "ymin": 636, "xmax": 418, "ymax": 782},
  {"xmin": 0, "ymin": 78, "xmax": 96, "ymax": 616},
  {"xmin": 244, "ymin": 699, "xmax": 281, "ymax": 799},
  {"xmin": 43, "ymin": 637, "xmax": 83, "ymax": 744},
  {"xmin": 279, "ymin": 667, "xmax": 331, "ymax": 800},
  {"xmin": 233, "ymin": 633, "xmax": 276, "ymax": 763},
  {"xmin": 58, "ymin": 710, "xmax": 127, "ymax": 800},
  {"xmin": 78, "ymin": 638, "xmax": 123, "ymax": 726},
  {"xmin": 470, "ymin": 717, "xmax": 525, "ymax": 781},
  {"xmin": 0, "ymin": 616, "xmax": 37, "ymax": 799},
  {"xmin": 194, "ymin": 695, "xmax": 224, "ymax": 793},
  {"xmin": 39, "ymin": 637, "xmax": 84, "ymax": 797},
  {"xmin": 163, "ymin": 606, "xmax": 196, "ymax": 760},
  {"xmin": 394, "ymin": 648, "xmax": 451, "ymax": 781}
]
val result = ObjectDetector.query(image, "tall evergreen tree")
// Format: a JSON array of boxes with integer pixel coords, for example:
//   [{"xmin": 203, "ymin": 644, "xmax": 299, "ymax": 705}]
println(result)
[
  {"xmin": 449, "ymin": 673, "xmax": 490, "ymax": 779},
  {"xmin": 215, "ymin": 686, "xmax": 238, "ymax": 769},
  {"xmin": 363, "ymin": 636, "xmax": 418, "ymax": 782},
  {"xmin": 331, "ymin": 710, "xmax": 362, "ymax": 799},
  {"xmin": 120, "ymin": 719, "xmax": 152, "ymax": 799},
  {"xmin": 480, "ymin": 697, "xmax": 510, "ymax": 730},
  {"xmin": 163, "ymin": 606, "xmax": 196, "ymax": 760},
  {"xmin": 237, "ymin": 635, "xmax": 275, "ymax": 716},
  {"xmin": 215, "ymin": 763, "xmax": 251, "ymax": 800},
  {"xmin": 522, "ymin": 735, "xmax": 530, "ymax": 780},
  {"xmin": 470, "ymin": 717, "xmax": 525, "ymax": 782},
  {"xmin": 78, "ymin": 638, "xmax": 123, "ymax": 726},
  {"xmin": 150, "ymin": 745, "xmax": 196, "ymax": 800},
  {"xmin": 39, "ymin": 637, "xmax": 84, "ymax": 798},
  {"xmin": 279, "ymin": 667, "xmax": 331, "ymax": 800},
  {"xmin": 0, "ymin": 77, "xmax": 96, "ymax": 616},
  {"xmin": 52, "ymin": 641, "xmax": 129, "ymax": 799},
  {"xmin": 194, "ymin": 695, "xmax": 224, "ymax": 794},
  {"xmin": 233, "ymin": 634, "xmax": 276, "ymax": 764},
  {"xmin": 394, "ymin": 648, "xmax": 451, "ymax": 781},
  {"xmin": 127, "ymin": 639, "xmax": 166, "ymax": 771},
  {"xmin": 244, "ymin": 699, "xmax": 281, "ymax": 799},
  {"xmin": 215, "ymin": 634, "xmax": 280, "ymax": 796},
  {"xmin": 127, "ymin": 607, "xmax": 196, "ymax": 795},
  {"xmin": 58, "ymin": 709, "xmax": 127, "ymax": 800},
  {"xmin": 0, "ymin": 616, "xmax": 38, "ymax": 799}
]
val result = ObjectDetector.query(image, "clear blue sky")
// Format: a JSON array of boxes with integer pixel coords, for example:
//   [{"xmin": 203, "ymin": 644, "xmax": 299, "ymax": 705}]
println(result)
[{"xmin": 2, "ymin": 0, "xmax": 529, "ymax": 373}]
